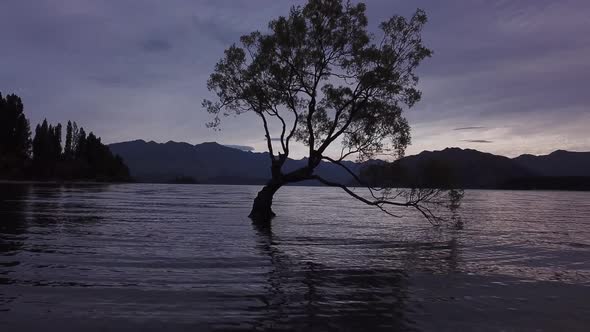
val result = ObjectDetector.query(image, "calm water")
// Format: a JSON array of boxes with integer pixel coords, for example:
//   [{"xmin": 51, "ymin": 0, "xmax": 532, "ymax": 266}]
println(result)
[{"xmin": 1, "ymin": 183, "xmax": 589, "ymax": 331}]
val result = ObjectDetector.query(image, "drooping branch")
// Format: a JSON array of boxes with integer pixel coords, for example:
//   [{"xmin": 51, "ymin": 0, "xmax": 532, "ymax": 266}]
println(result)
[
  {"xmin": 311, "ymin": 174, "xmax": 449, "ymax": 224},
  {"xmin": 320, "ymin": 155, "xmax": 388, "ymax": 199}
]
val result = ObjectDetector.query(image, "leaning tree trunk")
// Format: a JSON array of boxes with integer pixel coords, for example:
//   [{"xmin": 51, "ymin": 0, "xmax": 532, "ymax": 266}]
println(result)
[{"xmin": 249, "ymin": 180, "xmax": 283, "ymax": 223}]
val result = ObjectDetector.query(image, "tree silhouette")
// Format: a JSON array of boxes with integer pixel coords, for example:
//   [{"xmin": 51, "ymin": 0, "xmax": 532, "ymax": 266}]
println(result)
[
  {"xmin": 75, "ymin": 127, "xmax": 87, "ymax": 160},
  {"xmin": 32, "ymin": 119, "xmax": 63, "ymax": 177},
  {"xmin": 205, "ymin": 0, "xmax": 461, "ymax": 223},
  {"xmin": 0, "ymin": 93, "xmax": 32, "ymax": 177},
  {"xmin": 30, "ymin": 121, "xmax": 129, "ymax": 181},
  {"xmin": 1, "ymin": 92, "xmax": 130, "ymax": 181},
  {"xmin": 53, "ymin": 123, "xmax": 62, "ymax": 158},
  {"xmin": 64, "ymin": 121, "xmax": 73, "ymax": 160}
]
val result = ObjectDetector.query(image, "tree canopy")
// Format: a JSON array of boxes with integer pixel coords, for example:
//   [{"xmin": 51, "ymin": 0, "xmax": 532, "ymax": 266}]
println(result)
[
  {"xmin": 0, "ymin": 93, "xmax": 32, "ymax": 177},
  {"xmin": 205, "ymin": 0, "xmax": 461, "ymax": 223},
  {"xmin": 0, "ymin": 92, "xmax": 130, "ymax": 182}
]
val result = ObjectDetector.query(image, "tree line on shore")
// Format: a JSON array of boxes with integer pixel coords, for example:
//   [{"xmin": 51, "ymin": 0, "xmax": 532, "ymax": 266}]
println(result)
[{"xmin": 0, "ymin": 92, "xmax": 130, "ymax": 181}]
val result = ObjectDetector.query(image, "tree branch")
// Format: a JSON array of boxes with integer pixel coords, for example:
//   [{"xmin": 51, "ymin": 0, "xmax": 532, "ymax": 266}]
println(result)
[
  {"xmin": 311, "ymin": 174, "xmax": 443, "ymax": 223},
  {"xmin": 259, "ymin": 112, "xmax": 275, "ymax": 162}
]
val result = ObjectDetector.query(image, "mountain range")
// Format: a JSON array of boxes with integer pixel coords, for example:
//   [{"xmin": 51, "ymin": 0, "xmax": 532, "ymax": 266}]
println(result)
[
  {"xmin": 360, "ymin": 148, "xmax": 590, "ymax": 190},
  {"xmin": 108, "ymin": 140, "xmax": 590, "ymax": 190},
  {"xmin": 108, "ymin": 140, "xmax": 367, "ymax": 185}
]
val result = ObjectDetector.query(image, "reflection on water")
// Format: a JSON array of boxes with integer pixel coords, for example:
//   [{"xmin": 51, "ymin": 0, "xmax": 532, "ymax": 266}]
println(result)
[
  {"xmin": 1, "ymin": 183, "xmax": 590, "ymax": 331},
  {"xmin": 0, "ymin": 184, "xmax": 29, "ymax": 257},
  {"xmin": 251, "ymin": 222, "xmax": 413, "ymax": 331}
]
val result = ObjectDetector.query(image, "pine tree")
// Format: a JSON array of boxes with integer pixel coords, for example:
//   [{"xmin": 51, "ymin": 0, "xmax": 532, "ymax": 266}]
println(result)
[
  {"xmin": 2, "ymin": 92, "xmax": 129, "ymax": 181},
  {"xmin": 71, "ymin": 122, "xmax": 79, "ymax": 155},
  {"xmin": 33, "ymin": 119, "xmax": 49, "ymax": 162},
  {"xmin": 76, "ymin": 127, "xmax": 87, "ymax": 159},
  {"xmin": 0, "ymin": 93, "xmax": 32, "ymax": 162},
  {"xmin": 65, "ymin": 121, "xmax": 73, "ymax": 160},
  {"xmin": 53, "ymin": 123, "xmax": 62, "ymax": 159}
]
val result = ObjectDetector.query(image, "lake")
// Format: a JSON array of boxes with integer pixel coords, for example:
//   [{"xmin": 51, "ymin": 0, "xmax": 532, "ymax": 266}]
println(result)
[{"xmin": 1, "ymin": 183, "xmax": 589, "ymax": 331}]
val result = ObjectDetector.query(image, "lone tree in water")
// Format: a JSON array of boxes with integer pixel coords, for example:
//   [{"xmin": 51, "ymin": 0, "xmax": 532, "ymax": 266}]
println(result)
[{"xmin": 205, "ymin": 0, "xmax": 461, "ymax": 223}]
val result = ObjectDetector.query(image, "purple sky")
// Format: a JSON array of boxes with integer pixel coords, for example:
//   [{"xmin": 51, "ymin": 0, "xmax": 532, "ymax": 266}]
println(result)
[{"xmin": 1, "ymin": 0, "xmax": 589, "ymax": 158}]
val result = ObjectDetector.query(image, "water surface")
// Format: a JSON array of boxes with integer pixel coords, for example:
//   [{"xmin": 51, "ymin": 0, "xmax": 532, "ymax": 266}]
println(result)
[{"xmin": 1, "ymin": 183, "xmax": 589, "ymax": 331}]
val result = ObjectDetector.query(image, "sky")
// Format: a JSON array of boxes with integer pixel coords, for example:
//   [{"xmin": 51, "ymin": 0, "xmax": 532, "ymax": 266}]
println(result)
[{"xmin": 1, "ymin": 0, "xmax": 589, "ymax": 159}]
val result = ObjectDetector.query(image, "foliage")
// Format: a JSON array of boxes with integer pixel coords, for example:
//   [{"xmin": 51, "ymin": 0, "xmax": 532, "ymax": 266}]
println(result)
[
  {"xmin": 0, "ymin": 91, "xmax": 130, "ymax": 182},
  {"xmin": 205, "ymin": 0, "xmax": 430, "ymax": 161},
  {"xmin": 31, "ymin": 119, "xmax": 130, "ymax": 181},
  {"xmin": 0, "ymin": 93, "xmax": 32, "ymax": 177}
]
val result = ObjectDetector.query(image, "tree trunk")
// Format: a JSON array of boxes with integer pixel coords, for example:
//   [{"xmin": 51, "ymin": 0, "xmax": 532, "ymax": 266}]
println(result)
[{"xmin": 249, "ymin": 180, "xmax": 283, "ymax": 223}]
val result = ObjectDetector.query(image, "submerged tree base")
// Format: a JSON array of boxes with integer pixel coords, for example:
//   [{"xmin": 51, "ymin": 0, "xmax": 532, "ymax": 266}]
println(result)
[
  {"xmin": 249, "ymin": 181, "xmax": 282, "ymax": 223},
  {"xmin": 248, "ymin": 208, "xmax": 276, "ymax": 224}
]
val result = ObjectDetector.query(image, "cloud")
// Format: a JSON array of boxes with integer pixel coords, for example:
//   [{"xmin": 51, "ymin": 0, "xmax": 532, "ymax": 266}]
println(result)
[
  {"xmin": 192, "ymin": 16, "xmax": 243, "ymax": 45},
  {"xmin": 140, "ymin": 38, "xmax": 172, "ymax": 53},
  {"xmin": 461, "ymin": 140, "xmax": 494, "ymax": 144},
  {"xmin": 454, "ymin": 126, "xmax": 487, "ymax": 131}
]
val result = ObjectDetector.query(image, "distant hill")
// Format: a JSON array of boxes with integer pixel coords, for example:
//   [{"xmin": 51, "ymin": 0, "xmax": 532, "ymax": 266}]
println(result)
[
  {"xmin": 361, "ymin": 148, "xmax": 534, "ymax": 189},
  {"xmin": 361, "ymin": 148, "xmax": 590, "ymax": 190},
  {"xmin": 108, "ymin": 140, "xmax": 365, "ymax": 185},
  {"xmin": 110, "ymin": 140, "xmax": 590, "ymax": 190},
  {"xmin": 514, "ymin": 150, "xmax": 590, "ymax": 176},
  {"xmin": 406, "ymin": 148, "xmax": 535, "ymax": 188}
]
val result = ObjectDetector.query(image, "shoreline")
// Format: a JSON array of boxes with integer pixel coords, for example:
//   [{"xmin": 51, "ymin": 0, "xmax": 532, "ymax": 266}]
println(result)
[
  {"xmin": 0, "ymin": 179, "xmax": 130, "ymax": 185},
  {"xmin": 1, "ymin": 179, "xmax": 589, "ymax": 192}
]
